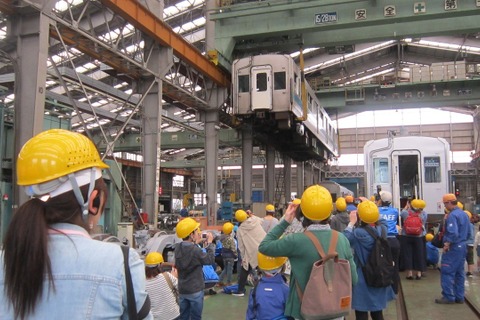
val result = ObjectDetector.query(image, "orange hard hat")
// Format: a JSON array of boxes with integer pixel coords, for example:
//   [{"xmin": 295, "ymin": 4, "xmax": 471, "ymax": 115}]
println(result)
[{"xmin": 442, "ymin": 194, "xmax": 456, "ymax": 202}]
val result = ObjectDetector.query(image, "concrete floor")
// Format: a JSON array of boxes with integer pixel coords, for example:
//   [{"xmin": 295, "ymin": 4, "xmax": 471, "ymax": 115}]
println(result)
[{"xmin": 202, "ymin": 269, "xmax": 480, "ymax": 319}]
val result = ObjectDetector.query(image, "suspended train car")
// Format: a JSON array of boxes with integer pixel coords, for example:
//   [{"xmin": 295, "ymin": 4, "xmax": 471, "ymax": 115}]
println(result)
[
  {"xmin": 231, "ymin": 54, "xmax": 338, "ymax": 161},
  {"xmin": 364, "ymin": 135, "xmax": 451, "ymax": 221}
]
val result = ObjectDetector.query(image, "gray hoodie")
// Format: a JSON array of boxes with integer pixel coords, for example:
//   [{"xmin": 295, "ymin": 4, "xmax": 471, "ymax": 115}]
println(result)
[
  {"xmin": 174, "ymin": 241, "xmax": 215, "ymax": 294},
  {"xmin": 330, "ymin": 211, "xmax": 351, "ymax": 232}
]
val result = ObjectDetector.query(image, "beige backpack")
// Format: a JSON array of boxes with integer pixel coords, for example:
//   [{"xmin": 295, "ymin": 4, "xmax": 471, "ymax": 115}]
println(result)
[{"xmin": 295, "ymin": 230, "xmax": 352, "ymax": 320}]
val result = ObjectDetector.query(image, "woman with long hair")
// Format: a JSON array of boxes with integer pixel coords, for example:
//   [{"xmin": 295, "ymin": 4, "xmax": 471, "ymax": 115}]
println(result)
[{"xmin": 0, "ymin": 129, "xmax": 152, "ymax": 319}]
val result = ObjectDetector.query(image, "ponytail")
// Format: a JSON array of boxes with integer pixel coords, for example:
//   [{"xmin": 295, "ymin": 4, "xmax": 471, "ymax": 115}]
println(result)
[{"xmin": 3, "ymin": 198, "xmax": 53, "ymax": 320}]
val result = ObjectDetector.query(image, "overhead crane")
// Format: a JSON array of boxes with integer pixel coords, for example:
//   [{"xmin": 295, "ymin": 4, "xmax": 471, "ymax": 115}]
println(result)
[
  {"xmin": 45, "ymin": 0, "xmax": 231, "ymax": 111},
  {"xmin": 212, "ymin": 1, "xmax": 480, "ymax": 61},
  {"xmin": 101, "ymin": 0, "xmax": 230, "ymax": 88}
]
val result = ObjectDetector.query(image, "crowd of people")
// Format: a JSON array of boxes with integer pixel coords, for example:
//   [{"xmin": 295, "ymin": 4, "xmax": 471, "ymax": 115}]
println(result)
[
  {"xmin": 0, "ymin": 129, "xmax": 476, "ymax": 319},
  {"xmin": 164, "ymin": 186, "xmax": 474, "ymax": 319}
]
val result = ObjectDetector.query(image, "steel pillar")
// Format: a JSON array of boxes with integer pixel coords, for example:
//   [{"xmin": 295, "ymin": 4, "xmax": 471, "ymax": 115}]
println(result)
[
  {"xmin": 296, "ymin": 161, "xmax": 304, "ymax": 197},
  {"xmin": 266, "ymin": 145, "xmax": 275, "ymax": 204},
  {"xmin": 12, "ymin": 2, "xmax": 55, "ymax": 209},
  {"xmin": 204, "ymin": 109, "xmax": 219, "ymax": 225},
  {"xmin": 242, "ymin": 125, "xmax": 253, "ymax": 208}
]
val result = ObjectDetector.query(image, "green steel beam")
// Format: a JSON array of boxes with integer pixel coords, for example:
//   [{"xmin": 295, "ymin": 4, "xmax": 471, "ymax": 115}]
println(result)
[
  {"xmin": 94, "ymin": 128, "xmax": 241, "ymax": 152},
  {"xmin": 318, "ymin": 78, "xmax": 480, "ymax": 115},
  {"xmin": 212, "ymin": 0, "xmax": 480, "ymax": 61},
  {"xmin": 160, "ymin": 155, "xmax": 264, "ymax": 169}
]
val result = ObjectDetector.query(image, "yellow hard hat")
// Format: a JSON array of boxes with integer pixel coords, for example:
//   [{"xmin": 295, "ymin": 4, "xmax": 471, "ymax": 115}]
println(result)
[
  {"xmin": 145, "ymin": 252, "xmax": 164, "ymax": 267},
  {"xmin": 265, "ymin": 204, "xmax": 275, "ymax": 212},
  {"xmin": 223, "ymin": 222, "xmax": 234, "ymax": 235},
  {"xmin": 176, "ymin": 217, "xmax": 200, "ymax": 239},
  {"xmin": 357, "ymin": 200, "xmax": 379, "ymax": 224},
  {"xmin": 465, "ymin": 210, "xmax": 472, "ymax": 220},
  {"xmin": 411, "ymin": 199, "xmax": 426, "ymax": 210},
  {"xmin": 257, "ymin": 252, "xmax": 287, "ymax": 271},
  {"xmin": 235, "ymin": 209, "xmax": 248, "ymax": 222},
  {"xmin": 425, "ymin": 233, "xmax": 434, "ymax": 242},
  {"xmin": 292, "ymin": 198, "xmax": 301, "ymax": 205},
  {"xmin": 457, "ymin": 201, "xmax": 464, "ymax": 210},
  {"xmin": 345, "ymin": 195, "xmax": 354, "ymax": 203},
  {"xmin": 335, "ymin": 197, "xmax": 347, "ymax": 212},
  {"xmin": 17, "ymin": 129, "xmax": 108, "ymax": 186},
  {"xmin": 370, "ymin": 195, "xmax": 376, "ymax": 202},
  {"xmin": 300, "ymin": 185, "xmax": 333, "ymax": 221}
]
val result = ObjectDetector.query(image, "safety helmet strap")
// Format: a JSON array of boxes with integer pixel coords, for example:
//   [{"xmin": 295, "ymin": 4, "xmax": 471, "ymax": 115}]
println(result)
[{"xmin": 68, "ymin": 167, "xmax": 97, "ymax": 219}]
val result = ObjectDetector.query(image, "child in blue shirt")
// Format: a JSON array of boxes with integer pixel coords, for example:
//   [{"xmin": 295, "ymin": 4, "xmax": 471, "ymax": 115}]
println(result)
[{"xmin": 246, "ymin": 253, "xmax": 291, "ymax": 320}]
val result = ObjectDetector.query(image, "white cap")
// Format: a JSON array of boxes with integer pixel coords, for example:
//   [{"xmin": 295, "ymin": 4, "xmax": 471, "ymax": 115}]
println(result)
[{"xmin": 380, "ymin": 191, "xmax": 392, "ymax": 203}]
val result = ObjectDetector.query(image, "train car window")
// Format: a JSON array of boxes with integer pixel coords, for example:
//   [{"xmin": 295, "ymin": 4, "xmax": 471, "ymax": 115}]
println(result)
[
  {"xmin": 238, "ymin": 75, "xmax": 249, "ymax": 93},
  {"xmin": 256, "ymin": 73, "xmax": 267, "ymax": 92},
  {"xmin": 294, "ymin": 74, "xmax": 300, "ymax": 95},
  {"xmin": 274, "ymin": 71, "xmax": 286, "ymax": 90},
  {"xmin": 373, "ymin": 158, "xmax": 389, "ymax": 183},
  {"xmin": 424, "ymin": 156, "xmax": 441, "ymax": 183}
]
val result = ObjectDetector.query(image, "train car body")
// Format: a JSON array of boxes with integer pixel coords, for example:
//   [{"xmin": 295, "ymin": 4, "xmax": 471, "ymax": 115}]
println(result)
[
  {"xmin": 319, "ymin": 181, "xmax": 354, "ymax": 202},
  {"xmin": 364, "ymin": 135, "xmax": 451, "ymax": 220},
  {"xmin": 232, "ymin": 54, "xmax": 338, "ymax": 161}
]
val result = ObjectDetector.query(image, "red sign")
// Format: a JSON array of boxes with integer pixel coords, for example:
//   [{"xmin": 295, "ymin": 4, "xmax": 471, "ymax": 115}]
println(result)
[{"xmin": 158, "ymin": 186, "xmax": 163, "ymax": 195}]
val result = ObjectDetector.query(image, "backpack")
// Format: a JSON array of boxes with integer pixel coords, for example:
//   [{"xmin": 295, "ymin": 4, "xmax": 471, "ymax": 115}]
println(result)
[
  {"xmin": 403, "ymin": 210, "xmax": 424, "ymax": 236},
  {"xmin": 295, "ymin": 231, "xmax": 352, "ymax": 320},
  {"xmin": 201, "ymin": 248, "xmax": 219, "ymax": 286},
  {"xmin": 431, "ymin": 221, "xmax": 445, "ymax": 249},
  {"xmin": 222, "ymin": 284, "xmax": 239, "ymax": 294},
  {"xmin": 361, "ymin": 226, "xmax": 395, "ymax": 288}
]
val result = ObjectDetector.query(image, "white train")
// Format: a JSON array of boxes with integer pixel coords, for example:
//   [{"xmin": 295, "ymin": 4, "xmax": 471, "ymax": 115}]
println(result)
[
  {"xmin": 319, "ymin": 181, "xmax": 354, "ymax": 202},
  {"xmin": 231, "ymin": 54, "xmax": 338, "ymax": 162},
  {"xmin": 364, "ymin": 135, "xmax": 451, "ymax": 218}
]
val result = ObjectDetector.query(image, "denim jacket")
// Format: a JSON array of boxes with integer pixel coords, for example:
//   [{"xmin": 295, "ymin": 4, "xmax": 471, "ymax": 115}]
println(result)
[{"xmin": 0, "ymin": 223, "xmax": 153, "ymax": 320}]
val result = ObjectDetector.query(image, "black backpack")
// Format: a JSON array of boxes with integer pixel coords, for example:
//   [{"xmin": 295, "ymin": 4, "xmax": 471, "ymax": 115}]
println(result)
[{"xmin": 360, "ymin": 226, "xmax": 395, "ymax": 288}]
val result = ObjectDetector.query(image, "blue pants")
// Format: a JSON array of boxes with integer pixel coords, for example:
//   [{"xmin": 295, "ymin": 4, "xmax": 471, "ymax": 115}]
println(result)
[
  {"xmin": 179, "ymin": 290, "xmax": 204, "ymax": 320},
  {"xmin": 219, "ymin": 258, "xmax": 235, "ymax": 284},
  {"xmin": 440, "ymin": 243, "xmax": 467, "ymax": 302}
]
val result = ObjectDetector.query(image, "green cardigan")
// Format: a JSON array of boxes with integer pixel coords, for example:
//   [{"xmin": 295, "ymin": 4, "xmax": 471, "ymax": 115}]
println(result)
[{"xmin": 259, "ymin": 220, "xmax": 358, "ymax": 319}]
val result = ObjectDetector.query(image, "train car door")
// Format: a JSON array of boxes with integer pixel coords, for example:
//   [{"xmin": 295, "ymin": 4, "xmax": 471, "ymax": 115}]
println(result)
[
  {"xmin": 251, "ymin": 66, "xmax": 273, "ymax": 111},
  {"xmin": 391, "ymin": 151, "xmax": 421, "ymax": 210}
]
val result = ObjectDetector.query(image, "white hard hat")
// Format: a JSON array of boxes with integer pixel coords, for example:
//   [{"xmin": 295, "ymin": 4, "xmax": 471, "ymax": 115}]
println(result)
[{"xmin": 380, "ymin": 191, "xmax": 392, "ymax": 203}]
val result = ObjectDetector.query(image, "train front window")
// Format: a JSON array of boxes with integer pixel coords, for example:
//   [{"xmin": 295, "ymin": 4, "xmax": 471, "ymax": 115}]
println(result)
[
  {"xmin": 373, "ymin": 158, "xmax": 389, "ymax": 183},
  {"xmin": 424, "ymin": 156, "xmax": 441, "ymax": 183},
  {"xmin": 274, "ymin": 71, "xmax": 286, "ymax": 90},
  {"xmin": 256, "ymin": 73, "xmax": 267, "ymax": 92},
  {"xmin": 238, "ymin": 75, "xmax": 249, "ymax": 93}
]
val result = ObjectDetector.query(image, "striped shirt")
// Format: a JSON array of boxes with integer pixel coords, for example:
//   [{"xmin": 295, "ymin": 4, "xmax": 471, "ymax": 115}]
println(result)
[{"xmin": 145, "ymin": 272, "xmax": 180, "ymax": 320}]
